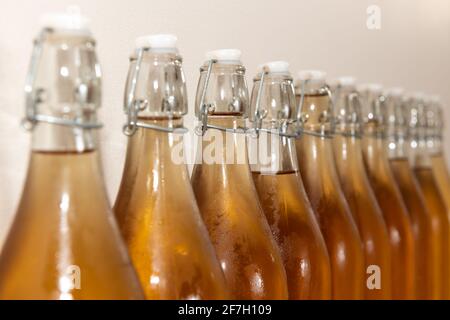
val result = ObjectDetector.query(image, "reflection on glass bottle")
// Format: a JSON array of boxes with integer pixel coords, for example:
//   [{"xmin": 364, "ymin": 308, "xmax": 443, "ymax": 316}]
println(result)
[
  {"xmin": 191, "ymin": 50, "xmax": 288, "ymax": 299},
  {"xmin": 427, "ymin": 97, "xmax": 450, "ymax": 214},
  {"xmin": 294, "ymin": 71, "xmax": 364, "ymax": 300},
  {"xmin": 406, "ymin": 93, "xmax": 449, "ymax": 299},
  {"xmin": 0, "ymin": 10, "xmax": 143, "ymax": 299},
  {"xmin": 332, "ymin": 78, "xmax": 391, "ymax": 299},
  {"xmin": 358, "ymin": 84, "xmax": 415, "ymax": 299},
  {"xmin": 248, "ymin": 62, "xmax": 331, "ymax": 299},
  {"xmin": 113, "ymin": 35, "xmax": 228, "ymax": 299},
  {"xmin": 384, "ymin": 88, "xmax": 436, "ymax": 299}
]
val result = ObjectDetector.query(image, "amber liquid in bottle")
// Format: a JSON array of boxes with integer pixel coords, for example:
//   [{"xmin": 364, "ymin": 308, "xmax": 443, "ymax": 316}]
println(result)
[
  {"xmin": 432, "ymin": 154, "xmax": 450, "ymax": 211},
  {"xmin": 252, "ymin": 167, "xmax": 332, "ymax": 299},
  {"xmin": 191, "ymin": 116, "xmax": 288, "ymax": 300},
  {"xmin": 0, "ymin": 150, "xmax": 143, "ymax": 299},
  {"xmin": 362, "ymin": 132, "xmax": 415, "ymax": 299},
  {"xmin": 389, "ymin": 158, "xmax": 439, "ymax": 299},
  {"xmin": 295, "ymin": 94, "xmax": 365, "ymax": 300},
  {"xmin": 413, "ymin": 165, "xmax": 449, "ymax": 299},
  {"xmin": 333, "ymin": 135, "xmax": 392, "ymax": 299},
  {"xmin": 114, "ymin": 118, "xmax": 228, "ymax": 299}
]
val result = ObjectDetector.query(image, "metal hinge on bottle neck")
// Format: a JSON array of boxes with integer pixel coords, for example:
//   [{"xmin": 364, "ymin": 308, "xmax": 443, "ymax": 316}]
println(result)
[
  {"xmin": 195, "ymin": 59, "xmax": 248, "ymax": 136},
  {"xmin": 22, "ymin": 30, "xmax": 103, "ymax": 131},
  {"xmin": 195, "ymin": 61, "xmax": 298, "ymax": 138},
  {"xmin": 122, "ymin": 47, "xmax": 188, "ymax": 136},
  {"xmin": 295, "ymin": 80, "xmax": 334, "ymax": 139}
]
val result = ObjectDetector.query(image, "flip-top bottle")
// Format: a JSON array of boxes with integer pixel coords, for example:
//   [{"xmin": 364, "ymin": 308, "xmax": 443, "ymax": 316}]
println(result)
[
  {"xmin": 427, "ymin": 96, "xmax": 450, "ymax": 213},
  {"xmin": 0, "ymin": 10, "xmax": 143, "ymax": 299},
  {"xmin": 332, "ymin": 78, "xmax": 391, "ymax": 299},
  {"xmin": 294, "ymin": 71, "xmax": 364, "ymax": 299},
  {"xmin": 113, "ymin": 35, "xmax": 228, "ymax": 299},
  {"xmin": 405, "ymin": 93, "xmax": 449, "ymax": 299},
  {"xmin": 248, "ymin": 62, "xmax": 331, "ymax": 299},
  {"xmin": 191, "ymin": 50, "xmax": 288, "ymax": 299},
  {"xmin": 358, "ymin": 84, "xmax": 415, "ymax": 299},
  {"xmin": 385, "ymin": 88, "xmax": 437, "ymax": 299}
]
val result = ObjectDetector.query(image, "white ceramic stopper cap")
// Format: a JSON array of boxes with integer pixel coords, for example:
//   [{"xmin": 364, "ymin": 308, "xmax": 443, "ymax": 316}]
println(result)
[
  {"xmin": 39, "ymin": 6, "xmax": 90, "ymax": 34},
  {"xmin": 337, "ymin": 76, "xmax": 357, "ymax": 87},
  {"xmin": 386, "ymin": 87, "xmax": 404, "ymax": 97},
  {"xmin": 430, "ymin": 95, "xmax": 441, "ymax": 103},
  {"xmin": 358, "ymin": 83, "xmax": 383, "ymax": 93},
  {"xmin": 257, "ymin": 61, "xmax": 290, "ymax": 74},
  {"xmin": 205, "ymin": 49, "xmax": 241, "ymax": 63},
  {"xmin": 297, "ymin": 70, "xmax": 327, "ymax": 82},
  {"xmin": 135, "ymin": 34, "xmax": 178, "ymax": 51}
]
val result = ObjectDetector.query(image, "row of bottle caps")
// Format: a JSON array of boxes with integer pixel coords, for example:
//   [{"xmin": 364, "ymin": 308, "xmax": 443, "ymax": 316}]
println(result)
[{"xmin": 24, "ymin": 9, "xmax": 446, "ymax": 140}]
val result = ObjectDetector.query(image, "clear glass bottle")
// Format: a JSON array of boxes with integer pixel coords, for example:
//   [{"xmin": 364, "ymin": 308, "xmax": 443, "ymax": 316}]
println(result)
[
  {"xmin": 385, "ymin": 88, "xmax": 437, "ymax": 299},
  {"xmin": 332, "ymin": 78, "xmax": 391, "ymax": 299},
  {"xmin": 427, "ymin": 96, "xmax": 450, "ymax": 214},
  {"xmin": 113, "ymin": 35, "xmax": 228, "ymax": 299},
  {"xmin": 358, "ymin": 84, "xmax": 415, "ymax": 299},
  {"xmin": 191, "ymin": 50, "xmax": 288, "ymax": 299},
  {"xmin": 294, "ymin": 71, "xmax": 364, "ymax": 300},
  {"xmin": 248, "ymin": 62, "xmax": 331, "ymax": 300},
  {"xmin": 406, "ymin": 93, "xmax": 449, "ymax": 299},
  {"xmin": 0, "ymin": 10, "xmax": 143, "ymax": 299}
]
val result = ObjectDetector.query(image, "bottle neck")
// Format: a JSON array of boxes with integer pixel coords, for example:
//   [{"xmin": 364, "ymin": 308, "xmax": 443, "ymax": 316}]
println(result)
[
  {"xmin": 408, "ymin": 129, "xmax": 432, "ymax": 168},
  {"xmin": 296, "ymin": 93, "xmax": 333, "ymax": 136},
  {"xmin": 196, "ymin": 116, "xmax": 251, "ymax": 165},
  {"xmin": 249, "ymin": 134, "xmax": 298, "ymax": 174},
  {"xmin": 333, "ymin": 135, "xmax": 367, "ymax": 175},
  {"xmin": 122, "ymin": 118, "xmax": 189, "ymax": 177},
  {"xmin": 31, "ymin": 123, "xmax": 97, "ymax": 152},
  {"xmin": 362, "ymin": 132, "xmax": 394, "ymax": 179}
]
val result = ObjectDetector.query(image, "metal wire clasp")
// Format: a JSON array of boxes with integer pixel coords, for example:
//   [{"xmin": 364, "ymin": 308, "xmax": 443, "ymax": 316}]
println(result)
[
  {"xmin": 122, "ymin": 47, "xmax": 188, "ymax": 136},
  {"xmin": 295, "ymin": 80, "xmax": 334, "ymax": 139},
  {"xmin": 195, "ymin": 59, "xmax": 248, "ymax": 136},
  {"xmin": 248, "ymin": 68, "xmax": 298, "ymax": 139},
  {"xmin": 22, "ymin": 30, "xmax": 103, "ymax": 131}
]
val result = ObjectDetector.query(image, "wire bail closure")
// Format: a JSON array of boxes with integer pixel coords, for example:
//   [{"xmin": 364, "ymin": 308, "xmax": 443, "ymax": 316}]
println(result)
[
  {"xmin": 295, "ymin": 80, "xmax": 334, "ymax": 139},
  {"xmin": 250, "ymin": 67, "xmax": 299, "ymax": 139},
  {"xmin": 22, "ymin": 30, "xmax": 103, "ymax": 131},
  {"xmin": 333, "ymin": 91, "xmax": 362, "ymax": 139},
  {"xmin": 123, "ymin": 47, "xmax": 188, "ymax": 136},
  {"xmin": 195, "ymin": 59, "xmax": 249, "ymax": 136}
]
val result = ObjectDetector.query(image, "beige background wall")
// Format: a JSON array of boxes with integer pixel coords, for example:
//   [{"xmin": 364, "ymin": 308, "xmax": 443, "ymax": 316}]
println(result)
[{"xmin": 0, "ymin": 0, "xmax": 449, "ymax": 244}]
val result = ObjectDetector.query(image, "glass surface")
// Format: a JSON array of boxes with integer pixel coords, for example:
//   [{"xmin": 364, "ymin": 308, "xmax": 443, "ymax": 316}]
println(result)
[
  {"xmin": 333, "ymin": 135, "xmax": 392, "ymax": 299},
  {"xmin": 0, "ymin": 151, "xmax": 143, "ymax": 299},
  {"xmin": 114, "ymin": 118, "xmax": 228, "ymax": 299},
  {"xmin": 192, "ymin": 117, "xmax": 289, "ymax": 299}
]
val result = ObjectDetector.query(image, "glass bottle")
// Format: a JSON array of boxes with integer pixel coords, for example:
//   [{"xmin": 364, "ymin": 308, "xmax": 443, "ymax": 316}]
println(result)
[
  {"xmin": 113, "ymin": 35, "xmax": 228, "ymax": 299},
  {"xmin": 191, "ymin": 50, "xmax": 288, "ymax": 299},
  {"xmin": 0, "ymin": 10, "xmax": 143, "ymax": 299},
  {"xmin": 332, "ymin": 78, "xmax": 391, "ymax": 299},
  {"xmin": 248, "ymin": 62, "xmax": 331, "ymax": 299},
  {"xmin": 294, "ymin": 71, "xmax": 364, "ymax": 300},
  {"xmin": 358, "ymin": 84, "xmax": 415, "ymax": 299},
  {"xmin": 427, "ymin": 96, "xmax": 450, "ymax": 213},
  {"xmin": 406, "ymin": 93, "xmax": 449, "ymax": 299},
  {"xmin": 385, "ymin": 88, "xmax": 437, "ymax": 299}
]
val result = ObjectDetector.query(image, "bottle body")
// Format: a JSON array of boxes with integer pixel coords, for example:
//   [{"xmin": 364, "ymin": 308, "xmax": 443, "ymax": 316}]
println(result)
[
  {"xmin": 293, "ymin": 89, "xmax": 365, "ymax": 300},
  {"xmin": 431, "ymin": 154, "xmax": 450, "ymax": 211},
  {"xmin": 413, "ymin": 164, "xmax": 449, "ymax": 298},
  {"xmin": 362, "ymin": 135, "xmax": 415, "ymax": 299},
  {"xmin": 0, "ymin": 23, "xmax": 143, "ymax": 299},
  {"xmin": 0, "ymin": 150, "xmax": 143, "ymax": 299},
  {"xmin": 114, "ymin": 119, "xmax": 228, "ymax": 299},
  {"xmin": 389, "ymin": 158, "xmax": 439, "ymax": 299},
  {"xmin": 251, "ymin": 134, "xmax": 331, "ymax": 300},
  {"xmin": 333, "ymin": 135, "xmax": 392, "ymax": 299},
  {"xmin": 191, "ymin": 117, "xmax": 288, "ymax": 299}
]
